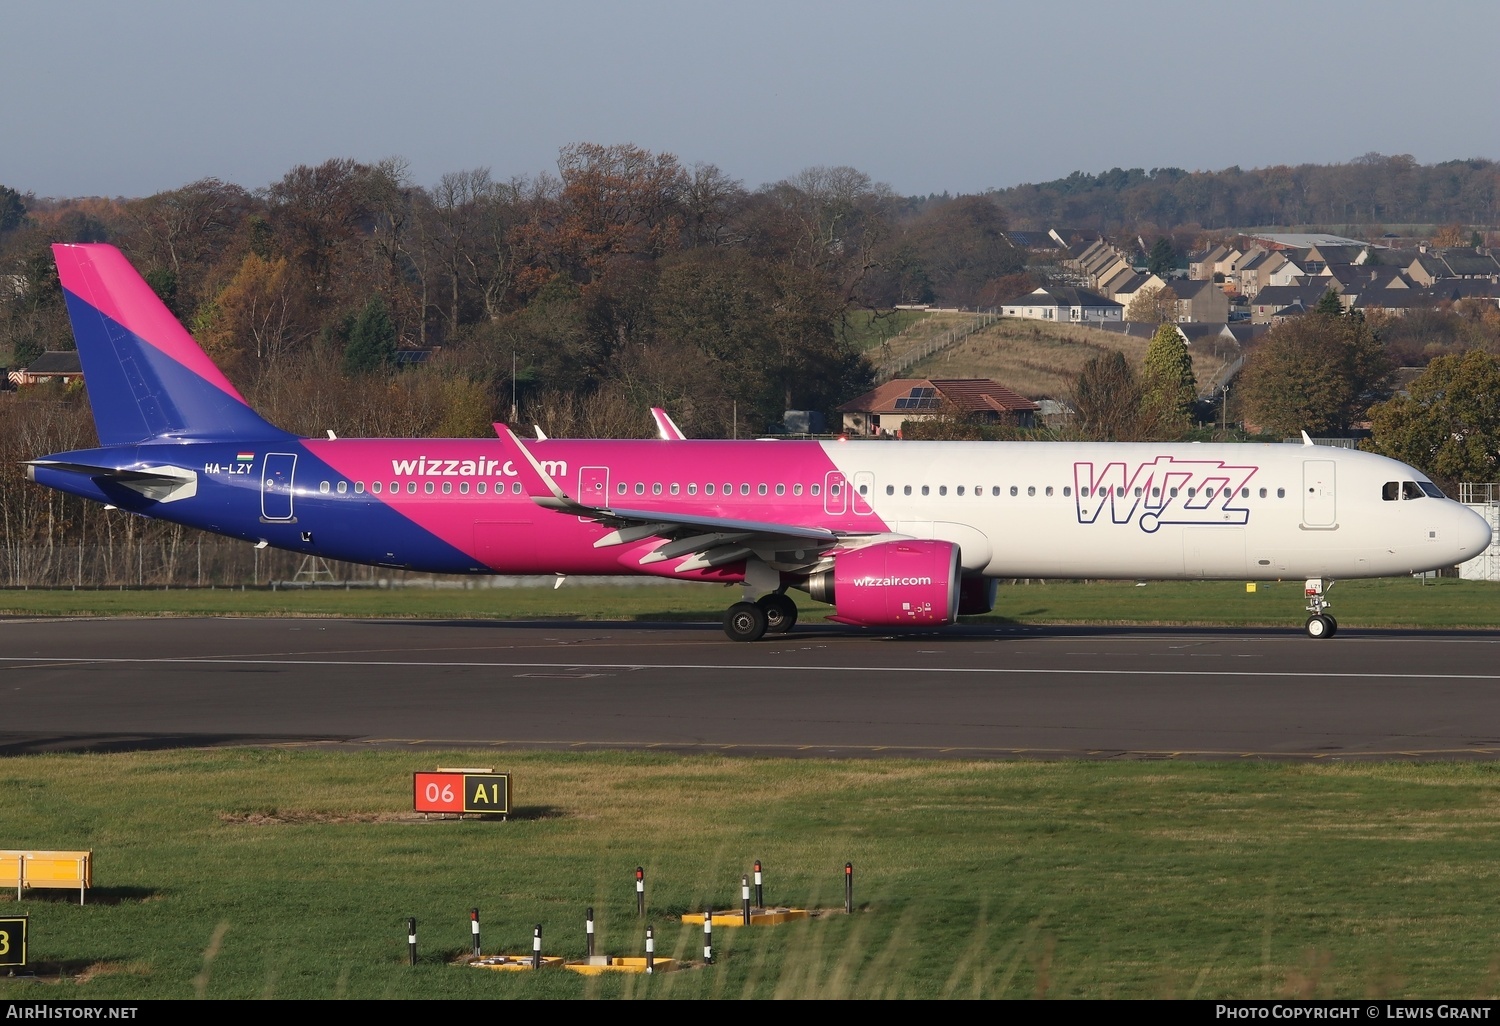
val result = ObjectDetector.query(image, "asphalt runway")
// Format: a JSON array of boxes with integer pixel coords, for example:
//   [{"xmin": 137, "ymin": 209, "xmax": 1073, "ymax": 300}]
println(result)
[{"xmin": 2, "ymin": 616, "xmax": 1500, "ymax": 760}]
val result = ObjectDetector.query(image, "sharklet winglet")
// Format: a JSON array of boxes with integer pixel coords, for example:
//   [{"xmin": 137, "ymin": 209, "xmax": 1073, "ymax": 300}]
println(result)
[{"xmin": 493, "ymin": 423, "xmax": 570, "ymax": 501}]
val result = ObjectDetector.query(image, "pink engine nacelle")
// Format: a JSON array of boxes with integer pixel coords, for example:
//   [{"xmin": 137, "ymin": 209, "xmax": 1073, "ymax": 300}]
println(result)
[{"xmin": 808, "ymin": 539, "xmax": 962, "ymax": 627}]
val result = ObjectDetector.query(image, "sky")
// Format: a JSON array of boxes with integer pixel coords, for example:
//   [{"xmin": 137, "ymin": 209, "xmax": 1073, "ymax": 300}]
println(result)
[{"xmin": 3, "ymin": 0, "xmax": 1498, "ymax": 199}]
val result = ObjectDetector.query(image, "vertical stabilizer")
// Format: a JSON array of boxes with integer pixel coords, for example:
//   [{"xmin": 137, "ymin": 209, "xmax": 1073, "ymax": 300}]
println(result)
[{"xmin": 52, "ymin": 243, "xmax": 289, "ymax": 445}]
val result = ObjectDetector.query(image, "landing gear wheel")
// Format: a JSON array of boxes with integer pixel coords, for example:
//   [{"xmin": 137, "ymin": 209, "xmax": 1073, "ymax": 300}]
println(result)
[
  {"xmin": 1305, "ymin": 614, "xmax": 1333, "ymax": 639},
  {"xmin": 724, "ymin": 601, "xmax": 768, "ymax": 642},
  {"xmin": 758, "ymin": 593, "xmax": 798, "ymax": 633},
  {"xmin": 1324, "ymin": 615, "xmax": 1338, "ymax": 637}
]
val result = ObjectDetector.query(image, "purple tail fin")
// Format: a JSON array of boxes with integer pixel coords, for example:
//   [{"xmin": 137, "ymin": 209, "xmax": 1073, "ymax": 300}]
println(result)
[{"xmin": 52, "ymin": 244, "xmax": 289, "ymax": 445}]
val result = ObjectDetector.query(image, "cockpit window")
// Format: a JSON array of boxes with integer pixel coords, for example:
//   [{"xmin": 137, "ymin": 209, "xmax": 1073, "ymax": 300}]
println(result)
[{"xmin": 1384, "ymin": 480, "xmax": 1433, "ymax": 501}]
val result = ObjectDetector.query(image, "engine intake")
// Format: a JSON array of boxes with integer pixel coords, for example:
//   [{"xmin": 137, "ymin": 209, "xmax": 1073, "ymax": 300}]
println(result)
[{"xmin": 806, "ymin": 539, "xmax": 961, "ymax": 627}]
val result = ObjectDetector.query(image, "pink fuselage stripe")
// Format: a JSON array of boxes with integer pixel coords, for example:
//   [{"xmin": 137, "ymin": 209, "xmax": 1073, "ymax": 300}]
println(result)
[
  {"xmin": 303, "ymin": 438, "xmax": 882, "ymax": 575},
  {"xmin": 53, "ymin": 245, "xmax": 249, "ymax": 404}
]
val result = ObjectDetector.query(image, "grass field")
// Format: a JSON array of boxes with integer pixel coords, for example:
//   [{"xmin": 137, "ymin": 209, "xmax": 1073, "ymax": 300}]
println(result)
[
  {"xmin": 0, "ymin": 577, "xmax": 1495, "ymax": 630},
  {"xmin": 842, "ymin": 309, "xmax": 937, "ymax": 351},
  {"xmin": 3, "ymin": 751, "xmax": 1500, "ymax": 999},
  {"xmin": 905, "ymin": 320, "xmax": 1231, "ymax": 399}
]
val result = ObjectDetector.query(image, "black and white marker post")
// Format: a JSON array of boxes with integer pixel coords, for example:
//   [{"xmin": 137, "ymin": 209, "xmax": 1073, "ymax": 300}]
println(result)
[
  {"xmin": 844, "ymin": 862, "xmax": 854, "ymax": 914},
  {"xmin": 645, "ymin": 925, "xmax": 655, "ymax": 974},
  {"xmin": 741, "ymin": 875, "xmax": 751, "ymax": 925},
  {"xmin": 407, "ymin": 917, "xmax": 418, "ymax": 966},
  {"xmin": 754, "ymin": 860, "xmax": 763, "ymax": 907},
  {"xmin": 635, "ymin": 866, "xmax": 645, "ymax": 916},
  {"xmin": 470, "ymin": 908, "xmax": 481, "ymax": 956},
  {"xmin": 531, "ymin": 924, "xmax": 542, "ymax": 970},
  {"xmin": 703, "ymin": 911, "xmax": 713, "ymax": 965},
  {"xmin": 586, "ymin": 906, "xmax": 596, "ymax": 959}
]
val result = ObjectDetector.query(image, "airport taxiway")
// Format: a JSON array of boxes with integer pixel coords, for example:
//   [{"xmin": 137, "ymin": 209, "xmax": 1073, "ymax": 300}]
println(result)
[{"xmin": 2, "ymin": 616, "xmax": 1499, "ymax": 759}]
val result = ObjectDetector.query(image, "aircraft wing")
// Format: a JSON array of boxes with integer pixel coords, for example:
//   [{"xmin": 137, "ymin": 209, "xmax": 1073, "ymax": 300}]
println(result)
[{"xmin": 491, "ymin": 424, "xmax": 879, "ymax": 570}]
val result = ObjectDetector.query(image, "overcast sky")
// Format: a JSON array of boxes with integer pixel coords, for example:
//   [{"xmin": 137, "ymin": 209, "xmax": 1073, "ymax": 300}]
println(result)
[{"xmin": 3, "ymin": 0, "xmax": 1497, "ymax": 199}]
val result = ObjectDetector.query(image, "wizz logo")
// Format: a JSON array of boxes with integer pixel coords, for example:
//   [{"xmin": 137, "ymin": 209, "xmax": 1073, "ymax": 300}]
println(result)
[{"xmin": 1074, "ymin": 456, "xmax": 1259, "ymax": 533}]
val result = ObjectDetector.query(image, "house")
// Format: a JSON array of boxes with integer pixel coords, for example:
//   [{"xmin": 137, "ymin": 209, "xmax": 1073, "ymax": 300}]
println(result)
[
  {"xmin": 1249, "ymin": 284, "xmax": 1335, "ymax": 323},
  {"xmin": 1188, "ymin": 245, "xmax": 1229, "ymax": 280},
  {"xmin": 1170, "ymin": 279, "xmax": 1230, "ymax": 323},
  {"xmin": 1000, "ymin": 286, "xmax": 1123, "ymax": 324},
  {"xmin": 7, "ymin": 351, "xmax": 83, "ymax": 387},
  {"xmin": 837, "ymin": 378, "xmax": 1040, "ymax": 436},
  {"xmin": 1112, "ymin": 273, "xmax": 1167, "ymax": 317}
]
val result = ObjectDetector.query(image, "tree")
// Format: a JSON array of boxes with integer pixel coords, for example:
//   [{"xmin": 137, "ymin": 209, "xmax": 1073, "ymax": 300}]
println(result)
[
  {"xmin": 0, "ymin": 185, "xmax": 27, "ymax": 234},
  {"xmin": 1238, "ymin": 310, "xmax": 1392, "ymax": 436},
  {"xmin": 202, "ymin": 253, "xmax": 306, "ymax": 366},
  {"xmin": 1071, "ymin": 350, "xmax": 1148, "ymax": 441},
  {"xmin": 1140, "ymin": 322, "xmax": 1196, "ymax": 434},
  {"xmin": 1147, "ymin": 237, "xmax": 1176, "ymax": 279},
  {"xmin": 1367, "ymin": 349, "xmax": 1500, "ymax": 488},
  {"xmin": 1126, "ymin": 283, "xmax": 1179, "ymax": 324},
  {"xmin": 1314, "ymin": 288, "xmax": 1344, "ymax": 317},
  {"xmin": 342, "ymin": 295, "xmax": 397, "ymax": 375}
]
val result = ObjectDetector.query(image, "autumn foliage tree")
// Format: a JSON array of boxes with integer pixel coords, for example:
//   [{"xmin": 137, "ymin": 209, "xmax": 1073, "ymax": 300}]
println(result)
[
  {"xmin": 1239, "ymin": 310, "xmax": 1392, "ymax": 436},
  {"xmin": 1368, "ymin": 349, "xmax": 1500, "ymax": 488}
]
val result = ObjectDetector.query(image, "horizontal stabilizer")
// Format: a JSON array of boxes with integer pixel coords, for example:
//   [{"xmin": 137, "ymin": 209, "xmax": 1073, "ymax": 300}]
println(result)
[{"xmin": 24, "ymin": 459, "xmax": 198, "ymax": 503}]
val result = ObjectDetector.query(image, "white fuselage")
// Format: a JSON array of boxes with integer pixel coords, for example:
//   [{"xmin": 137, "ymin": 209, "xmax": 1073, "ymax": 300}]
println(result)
[{"xmin": 816, "ymin": 441, "xmax": 1490, "ymax": 580}]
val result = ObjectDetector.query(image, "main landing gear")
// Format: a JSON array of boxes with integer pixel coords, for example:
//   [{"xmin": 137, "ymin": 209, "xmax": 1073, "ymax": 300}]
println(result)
[
  {"xmin": 1303, "ymin": 578, "xmax": 1338, "ymax": 639},
  {"xmin": 723, "ymin": 592, "xmax": 798, "ymax": 642}
]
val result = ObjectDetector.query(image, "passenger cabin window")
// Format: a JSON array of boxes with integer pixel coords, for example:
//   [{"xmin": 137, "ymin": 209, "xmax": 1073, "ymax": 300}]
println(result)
[
  {"xmin": 372, "ymin": 482, "xmax": 382, "ymax": 494},
  {"xmin": 706, "ymin": 483, "xmax": 715, "ymax": 495},
  {"xmin": 792, "ymin": 484, "xmax": 802, "ymax": 496},
  {"xmin": 904, "ymin": 485, "xmax": 912, "ymax": 496}
]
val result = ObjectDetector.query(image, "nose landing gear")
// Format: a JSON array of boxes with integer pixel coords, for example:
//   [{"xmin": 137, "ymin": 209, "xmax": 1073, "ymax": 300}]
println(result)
[{"xmin": 1303, "ymin": 578, "xmax": 1337, "ymax": 638}]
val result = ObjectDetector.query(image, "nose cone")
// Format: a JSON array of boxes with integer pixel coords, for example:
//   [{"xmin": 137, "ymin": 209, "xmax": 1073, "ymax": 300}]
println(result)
[{"xmin": 1454, "ymin": 504, "xmax": 1494, "ymax": 558}]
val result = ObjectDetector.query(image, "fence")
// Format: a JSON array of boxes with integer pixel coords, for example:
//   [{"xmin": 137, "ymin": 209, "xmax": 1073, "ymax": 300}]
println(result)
[{"xmin": 875, "ymin": 312, "xmax": 999, "ymax": 379}]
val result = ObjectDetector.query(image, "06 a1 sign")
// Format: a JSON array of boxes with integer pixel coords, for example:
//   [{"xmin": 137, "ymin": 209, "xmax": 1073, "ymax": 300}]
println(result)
[{"xmin": 413, "ymin": 772, "xmax": 511, "ymax": 815}]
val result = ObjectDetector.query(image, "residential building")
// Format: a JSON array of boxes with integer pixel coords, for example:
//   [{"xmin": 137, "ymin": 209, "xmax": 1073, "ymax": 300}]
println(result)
[{"xmin": 837, "ymin": 378, "xmax": 1040, "ymax": 436}]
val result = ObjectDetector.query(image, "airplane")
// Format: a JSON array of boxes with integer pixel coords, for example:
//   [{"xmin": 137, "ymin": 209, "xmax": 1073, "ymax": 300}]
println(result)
[{"xmin": 24, "ymin": 243, "xmax": 1494, "ymax": 642}]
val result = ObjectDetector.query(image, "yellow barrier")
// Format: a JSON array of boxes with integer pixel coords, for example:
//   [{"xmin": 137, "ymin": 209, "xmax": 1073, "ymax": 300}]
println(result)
[
  {"xmin": 681, "ymin": 908, "xmax": 809, "ymax": 927},
  {"xmin": 0, "ymin": 850, "xmax": 92, "ymax": 905}
]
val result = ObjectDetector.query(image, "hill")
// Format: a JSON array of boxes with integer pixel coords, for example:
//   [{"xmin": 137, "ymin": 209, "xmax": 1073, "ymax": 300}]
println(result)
[{"xmin": 903, "ymin": 320, "xmax": 1228, "ymax": 400}]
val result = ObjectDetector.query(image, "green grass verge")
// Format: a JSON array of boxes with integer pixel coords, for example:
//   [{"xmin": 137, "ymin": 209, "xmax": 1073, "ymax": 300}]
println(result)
[
  {"xmin": 1, "ymin": 577, "xmax": 1496, "ymax": 629},
  {"xmin": 2, "ymin": 751, "xmax": 1500, "ymax": 998},
  {"xmin": 843, "ymin": 309, "xmax": 933, "ymax": 351}
]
